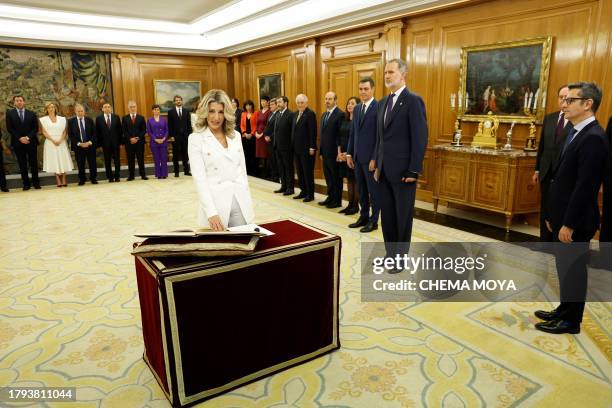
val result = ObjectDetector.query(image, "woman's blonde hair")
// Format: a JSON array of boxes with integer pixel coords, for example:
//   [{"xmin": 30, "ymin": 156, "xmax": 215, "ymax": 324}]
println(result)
[
  {"xmin": 194, "ymin": 89, "xmax": 236, "ymax": 137},
  {"xmin": 44, "ymin": 101, "xmax": 59, "ymax": 115}
]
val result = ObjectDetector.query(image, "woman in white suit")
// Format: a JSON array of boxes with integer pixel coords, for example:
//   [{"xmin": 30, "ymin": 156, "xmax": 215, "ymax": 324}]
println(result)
[{"xmin": 188, "ymin": 89, "xmax": 254, "ymax": 230}]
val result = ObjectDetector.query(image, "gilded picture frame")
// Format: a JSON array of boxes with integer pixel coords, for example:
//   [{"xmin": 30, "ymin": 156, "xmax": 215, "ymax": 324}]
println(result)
[
  {"xmin": 154, "ymin": 80, "xmax": 201, "ymax": 114},
  {"xmin": 457, "ymin": 37, "xmax": 552, "ymax": 124},
  {"xmin": 257, "ymin": 73, "xmax": 284, "ymax": 102}
]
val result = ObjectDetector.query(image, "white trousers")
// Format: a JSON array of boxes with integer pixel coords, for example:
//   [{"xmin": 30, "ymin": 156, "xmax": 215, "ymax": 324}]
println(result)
[{"xmin": 228, "ymin": 195, "xmax": 246, "ymax": 227}]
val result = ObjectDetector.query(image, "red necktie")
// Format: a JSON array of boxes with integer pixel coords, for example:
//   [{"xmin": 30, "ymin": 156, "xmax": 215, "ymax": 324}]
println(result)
[
  {"xmin": 131, "ymin": 115, "xmax": 135, "ymax": 125},
  {"xmin": 106, "ymin": 116, "xmax": 111, "ymax": 128},
  {"xmin": 554, "ymin": 113, "xmax": 564, "ymax": 143}
]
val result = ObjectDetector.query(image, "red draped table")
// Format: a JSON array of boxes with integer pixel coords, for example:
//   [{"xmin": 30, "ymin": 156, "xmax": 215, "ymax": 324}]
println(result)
[{"xmin": 133, "ymin": 219, "xmax": 341, "ymax": 407}]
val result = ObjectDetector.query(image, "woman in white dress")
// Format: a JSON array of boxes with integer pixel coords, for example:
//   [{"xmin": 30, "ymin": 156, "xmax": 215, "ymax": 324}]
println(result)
[
  {"xmin": 188, "ymin": 89, "xmax": 254, "ymax": 230},
  {"xmin": 40, "ymin": 102, "xmax": 73, "ymax": 187}
]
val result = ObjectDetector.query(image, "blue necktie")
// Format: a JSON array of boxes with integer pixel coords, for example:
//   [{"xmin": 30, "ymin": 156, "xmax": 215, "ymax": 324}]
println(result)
[
  {"xmin": 323, "ymin": 111, "xmax": 329, "ymax": 127},
  {"xmin": 19, "ymin": 110, "xmax": 24, "ymax": 122},
  {"xmin": 79, "ymin": 118, "xmax": 86, "ymax": 142},
  {"xmin": 562, "ymin": 128, "xmax": 577, "ymax": 155},
  {"xmin": 384, "ymin": 93, "xmax": 395, "ymax": 126}
]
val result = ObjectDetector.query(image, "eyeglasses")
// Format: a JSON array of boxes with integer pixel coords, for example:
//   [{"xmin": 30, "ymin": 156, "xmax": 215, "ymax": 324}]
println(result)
[{"xmin": 561, "ymin": 97, "xmax": 588, "ymax": 105}]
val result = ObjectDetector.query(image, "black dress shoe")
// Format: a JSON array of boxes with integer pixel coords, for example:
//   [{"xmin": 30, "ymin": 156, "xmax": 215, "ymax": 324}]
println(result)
[
  {"xmin": 23, "ymin": 185, "xmax": 31, "ymax": 190},
  {"xmin": 293, "ymin": 193, "xmax": 306, "ymax": 199},
  {"xmin": 349, "ymin": 216, "xmax": 369, "ymax": 228},
  {"xmin": 326, "ymin": 202, "xmax": 342, "ymax": 209},
  {"xmin": 534, "ymin": 309, "xmax": 561, "ymax": 321},
  {"xmin": 339, "ymin": 206, "xmax": 349, "ymax": 213},
  {"xmin": 345, "ymin": 206, "xmax": 359, "ymax": 215},
  {"xmin": 91, "ymin": 180, "xmax": 98, "ymax": 184},
  {"xmin": 174, "ymin": 173, "xmax": 179, "ymax": 178},
  {"xmin": 388, "ymin": 267, "xmax": 404, "ymax": 274},
  {"xmin": 1, "ymin": 187, "xmax": 8, "ymax": 192},
  {"xmin": 534, "ymin": 318, "xmax": 580, "ymax": 334},
  {"xmin": 318, "ymin": 198, "xmax": 331, "ymax": 206},
  {"xmin": 283, "ymin": 190, "xmax": 295, "ymax": 196},
  {"xmin": 303, "ymin": 196, "xmax": 314, "ymax": 202},
  {"xmin": 127, "ymin": 177, "xmax": 134, "ymax": 181},
  {"xmin": 185, "ymin": 172, "xmax": 192, "ymax": 176},
  {"xmin": 142, "ymin": 176, "xmax": 149, "ymax": 180},
  {"xmin": 33, "ymin": 184, "xmax": 41, "ymax": 189},
  {"xmin": 360, "ymin": 222, "xmax": 378, "ymax": 233},
  {"xmin": 78, "ymin": 181, "xmax": 85, "ymax": 186},
  {"xmin": 274, "ymin": 188, "xmax": 285, "ymax": 193},
  {"xmin": 108, "ymin": 179, "xmax": 114, "ymax": 183}
]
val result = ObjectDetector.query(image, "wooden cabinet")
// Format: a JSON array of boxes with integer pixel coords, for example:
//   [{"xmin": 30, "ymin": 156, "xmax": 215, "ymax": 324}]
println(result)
[{"xmin": 432, "ymin": 145, "xmax": 539, "ymax": 231}]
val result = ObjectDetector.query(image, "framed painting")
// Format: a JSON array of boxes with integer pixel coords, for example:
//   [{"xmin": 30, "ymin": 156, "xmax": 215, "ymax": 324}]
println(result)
[
  {"xmin": 154, "ymin": 80, "xmax": 201, "ymax": 114},
  {"xmin": 457, "ymin": 37, "xmax": 552, "ymax": 124},
  {"xmin": 257, "ymin": 73, "xmax": 284, "ymax": 102}
]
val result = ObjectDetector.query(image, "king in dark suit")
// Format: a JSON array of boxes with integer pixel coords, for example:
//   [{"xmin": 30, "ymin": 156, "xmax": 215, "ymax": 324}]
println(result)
[
  {"xmin": 347, "ymin": 77, "xmax": 380, "ymax": 232},
  {"xmin": 318, "ymin": 91, "xmax": 345, "ymax": 208},
  {"xmin": 68, "ymin": 104, "xmax": 98, "ymax": 185},
  {"xmin": 534, "ymin": 85, "xmax": 572, "ymax": 241},
  {"xmin": 167, "ymin": 95, "xmax": 192, "ymax": 177},
  {"xmin": 374, "ymin": 59, "xmax": 428, "ymax": 267},
  {"xmin": 292, "ymin": 94, "xmax": 317, "ymax": 202},
  {"xmin": 5, "ymin": 95, "xmax": 40, "ymax": 190},
  {"xmin": 95, "ymin": 102, "xmax": 123, "ymax": 182},
  {"xmin": 122, "ymin": 101, "xmax": 148, "ymax": 180},
  {"xmin": 272, "ymin": 96, "xmax": 295, "ymax": 195},
  {"xmin": 535, "ymin": 82, "xmax": 609, "ymax": 334},
  {"xmin": 600, "ymin": 116, "xmax": 612, "ymax": 243}
]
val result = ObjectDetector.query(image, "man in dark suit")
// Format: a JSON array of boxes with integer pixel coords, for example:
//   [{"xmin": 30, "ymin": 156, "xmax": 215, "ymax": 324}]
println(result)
[
  {"xmin": 273, "ymin": 96, "xmax": 295, "ymax": 195},
  {"xmin": 318, "ymin": 91, "xmax": 344, "ymax": 209},
  {"xmin": 292, "ymin": 94, "xmax": 317, "ymax": 202},
  {"xmin": 263, "ymin": 98, "xmax": 279, "ymax": 181},
  {"xmin": 95, "ymin": 102, "xmax": 123, "ymax": 182},
  {"xmin": 374, "ymin": 59, "xmax": 428, "ymax": 267},
  {"xmin": 68, "ymin": 104, "xmax": 98, "ymax": 185},
  {"xmin": 122, "ymin": 100, "xmax": 148, "ymax": 181},
  {"xmin": 5, "ymin": 95, "xmax": 39, "ymax": 190},
  {"xmin": 167, "ymin": 95, "xmax": 192, "ymax": 177},
  {"xmin": 535, "ymin": 82, "xmax": 609, "ymax": 334},
  {"xmin": 534, "ymin": 84, "xmax": 571, "ymax": 242},
  {"xmin": 0, "ymin": 129, "xmax": 8, "ymax": 192},
  {"xmin": 347, "ymin": 77, "xmax": 380, "ymax": 232},
  {"xmin": 600, "ymin": 116, "xmax": 612, "ymax": 243}
]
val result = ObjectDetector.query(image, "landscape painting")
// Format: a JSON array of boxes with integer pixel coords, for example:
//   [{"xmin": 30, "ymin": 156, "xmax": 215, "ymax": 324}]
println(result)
[{"xmin": 154, "ymin": 80, "xmax": 201, "ymax": 114}]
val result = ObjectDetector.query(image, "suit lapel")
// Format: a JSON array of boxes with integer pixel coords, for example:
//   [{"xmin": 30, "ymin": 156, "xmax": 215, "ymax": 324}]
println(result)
[{"xmin": 385, "ymin": 89, "xmax": 408, "ymax": 128}]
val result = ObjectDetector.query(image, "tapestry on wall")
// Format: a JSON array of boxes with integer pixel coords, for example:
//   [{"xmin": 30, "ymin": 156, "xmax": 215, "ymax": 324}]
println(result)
[{"xmin": 0, "ymin": 47, "xmax": 114, "ymax": 174}]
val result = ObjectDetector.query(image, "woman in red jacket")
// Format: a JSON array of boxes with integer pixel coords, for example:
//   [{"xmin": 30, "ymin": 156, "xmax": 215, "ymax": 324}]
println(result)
[
  {"xmin": 254, "ymin": 96, "xmax": 272, "ymax": 178},
  {"xmin": 240, "ymin": 100, "xmax": 257, "ymax": 175}
]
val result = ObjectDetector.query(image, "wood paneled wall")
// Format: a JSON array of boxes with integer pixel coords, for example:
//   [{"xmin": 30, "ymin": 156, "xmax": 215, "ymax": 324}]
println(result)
[{"xmin": 231, "ymin": 0, "xmax": 612, "ymax": 197}]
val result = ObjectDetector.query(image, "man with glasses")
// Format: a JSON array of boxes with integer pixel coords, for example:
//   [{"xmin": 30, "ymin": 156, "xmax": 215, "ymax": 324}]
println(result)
[
  {"xmin": 534, "ymin": 82, "xmax": 609, "ymax": 334},
  {"xmin": 534, "ymin": 85, "xmax": 572, "ymax": 242},
  {"xmin": 68, "ymin": 104, "xmax": 98, "ymax": 185}
]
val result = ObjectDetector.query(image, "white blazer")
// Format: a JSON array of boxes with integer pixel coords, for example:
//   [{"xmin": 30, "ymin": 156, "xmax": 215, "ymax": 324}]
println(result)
[{"xmin": 188, "ymin": 127, "xmax": 254, "ymax": 228}]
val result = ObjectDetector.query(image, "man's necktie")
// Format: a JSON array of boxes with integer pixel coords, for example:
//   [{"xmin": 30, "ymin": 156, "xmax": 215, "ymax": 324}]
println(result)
[
  {"xmin": 384, "ymin": 93, "xmax": 396, "ymax": 126},
  {"xmin": 562, "ymin": 128, "xmax": 578, "ymax": 155},
  {"xmin": 274, "ymin": 111, "xmax": 283, "ymax": 133},
  {"xmin": 323, "ymin": 111, "xmax": 329, "ymax": 128},
  {"xmin": 178, "ymin": 108, "xmax": 182, "ymax": 119},
  {"xmin": 18, "ymin": 110, "xmax": 24, "ymax": 122},
  {"xmin": 131, "ymin": 114, "xmax": 136, "ymax": 125},
  {"xmin": 360, "ymin": 103, "xmax": 367, "ymax": 125},
  {"xmin": 297, "ymin": 111, "xmax": 302, "ymax": 122},
  {"xmin": 554, "ymin": 113, "xmax": 565, "ymax": 143},
  {"xmin": 106, "ymin": 115, "xmax": 111, "ymax": 128},
  {"xmin": 79, "ymin": 118, "xmax": 86, "ymax": 142}
]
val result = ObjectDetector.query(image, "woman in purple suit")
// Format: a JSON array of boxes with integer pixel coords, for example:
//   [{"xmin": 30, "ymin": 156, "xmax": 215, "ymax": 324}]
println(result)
[{"xmin": 147, "ymin": 104, "xmax": 169, "ymax": 179}]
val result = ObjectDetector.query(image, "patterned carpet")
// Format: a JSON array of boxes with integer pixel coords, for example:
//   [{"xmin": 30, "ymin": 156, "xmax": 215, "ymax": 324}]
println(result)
[{"xmin": 0, "ymin": 176, "xmax": 610, "ymax": 407}]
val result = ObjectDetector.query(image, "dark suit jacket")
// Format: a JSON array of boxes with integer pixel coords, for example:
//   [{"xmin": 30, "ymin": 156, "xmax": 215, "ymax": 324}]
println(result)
[
  {"xmin": 264, "ymin": 110, "xmax": 278, "ymax": 138},
  {"xmin": 6, "ymin": 108, "xmax": 39, "ymax": 147},
  {"xmin": 545, "ymin": 120, "xmax": 608, "ymax": 237},
  {"xmin": 319, "ymin": 107, "xmax": 344, "ymax": 158},
  {"xmin": 68, "ymin": 116, "xmax": 96, "ymax": 151},
  {"xmin": 95, "ymin": 114, "xmax": 123, "ymax": 148},
  {"xmin": 535, "ymin": 111, "xmax": 572, "ymax": 181},
  {"xmin": 122, "ymin": 114, "xmax": 147, "ymax": 146},
  {"xmin": 292, "ymin": 107, "xmax": 317, "ymax": 154},
  {"xmin": 273, "ymin": 109, "xmax": 293, "ymax": 151},
  {"xmin": 167, "ymin": 107, "xmax": 193, "ymax": 142},
  {"xmin": 375, "ymin": 88, "xmax": 428, "ymax": 182},
  {"xmin": 348, "ymin": 99, "xmax": 378, "ymax": 163},
  {"xmin": 601, "ymin": 117, "xmax": 612, "ymax": 241}
]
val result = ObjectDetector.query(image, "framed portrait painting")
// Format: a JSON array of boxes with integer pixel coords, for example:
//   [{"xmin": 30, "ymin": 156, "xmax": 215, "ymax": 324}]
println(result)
[
  {"xmin": 457, "ymin": 37, "xmax": 552, "ymax": 124},
  {"xmin": 154, "ymin": 80, "xmax": 201, "ymax": 114},
  {"xmin": 257, "ymin": 73, "xmax": 284, "ymax": 102}
]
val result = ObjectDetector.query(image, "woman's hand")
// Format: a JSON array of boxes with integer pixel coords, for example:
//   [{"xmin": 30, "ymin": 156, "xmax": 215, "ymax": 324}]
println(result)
[{"xmin": 208, "ymin": 215, "xmax": 225, "ymax": 231}]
